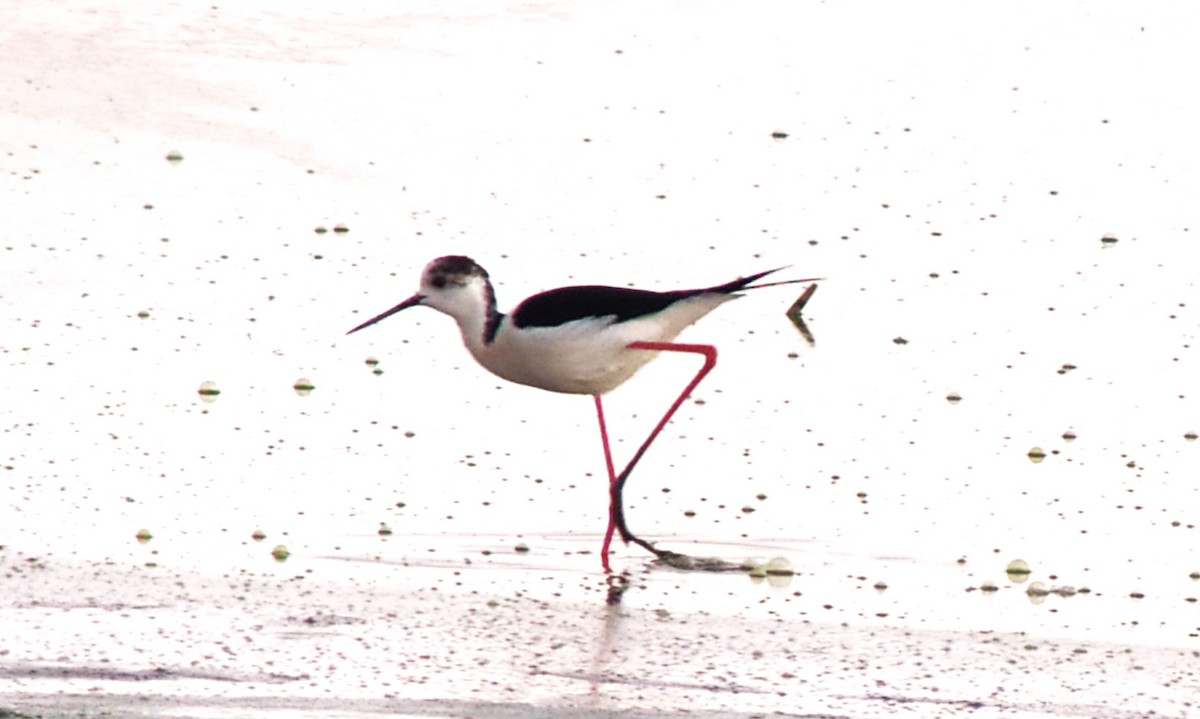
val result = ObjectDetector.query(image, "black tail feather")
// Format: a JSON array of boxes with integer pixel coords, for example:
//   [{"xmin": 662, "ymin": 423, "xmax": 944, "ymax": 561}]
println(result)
[{"xmin": 710, "ymin": 267, "xmax": 822, "ymax": 295}]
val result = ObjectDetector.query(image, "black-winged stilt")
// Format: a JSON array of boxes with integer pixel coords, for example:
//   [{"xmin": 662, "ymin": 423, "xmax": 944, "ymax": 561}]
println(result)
[{"xmin": 348, "ymin": 255, "xmax": 818, "ymax": 571}]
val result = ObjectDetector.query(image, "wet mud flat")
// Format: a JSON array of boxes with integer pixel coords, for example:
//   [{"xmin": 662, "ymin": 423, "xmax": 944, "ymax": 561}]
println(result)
[{"xmin": 1, "ymin": 546, "xmax": 1194, "ymax": 719}]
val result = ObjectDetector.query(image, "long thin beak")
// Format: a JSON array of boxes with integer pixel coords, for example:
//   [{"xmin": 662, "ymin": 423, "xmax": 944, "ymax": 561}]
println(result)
[{"xmin": 346, "ymin": 294, "xmax": 424, "ymax": 335}]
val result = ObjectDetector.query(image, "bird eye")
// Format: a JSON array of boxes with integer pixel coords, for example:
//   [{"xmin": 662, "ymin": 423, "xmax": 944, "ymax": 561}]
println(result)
[{"xmin": 431, "ymin": 275, "xmax": 447, "ymax": 289}]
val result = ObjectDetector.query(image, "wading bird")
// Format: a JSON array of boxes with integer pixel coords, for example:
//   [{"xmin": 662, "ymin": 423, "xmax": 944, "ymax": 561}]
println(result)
[{"xmin": 348, "ymin": 255, "xmax": 817, "ymax": 571}]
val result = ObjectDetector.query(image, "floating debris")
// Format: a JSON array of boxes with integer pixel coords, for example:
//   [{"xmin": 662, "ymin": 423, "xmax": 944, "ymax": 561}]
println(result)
[
  {"xmin": 135, "ymin": 529, "xmax": 153, "ymax": 543},
  {"xmin": 765, "ymin": 557, "xmax": 794, "ymax": 576},
  {"xmin": 378, "ymin": 522, "xmax": 393, "ymax": 536},
  {"xmin": 1100, "ymin": 234, "xmax": 1118, "ymax": 246},
  {"xmin": 1062, "ymin": 429, "xmax": 1077, "ymax": 442},
  {"xmin": 165, "ymin": 151, "xmax": 183, "ymax": 164},
  {"xmin": 735, "ymin": 556, "xmax": 795, "ymax": 578},
  {"xmin": 197, "ymin": 380, "xmax": 220, "ymax": 402},
  {"xmin": 873, "ymin": 581, "xmax": 888, "ymax": 591},
  {"xmin": 1024, "ymin": 583, "xmax": 1084, "ymax": 601},
  {"xmin": 893, "ymin": 336, "xmax": 909, "ymax": 345},
  {"xmin": 293, "ymin": 377, "xmax": 315, "ymax": 396},
  {"xmin": 946, "ymin": 392, "xmax": 962, "ymax": 405},
  {"xmin": 365, "ymin": 356, "xmax": 380, "ymax": 368},
  {"xmin": 271, "ymin": 545, "xmax": 290, "ymax": 561},
  {"xmin": 514, "ymin": 542, "xmax": 529, "ymax": 553},
  {"xmin": 1028, "ymin": 447, "xmax": 1046, "ymax": 463},
  {"xmin": 980, "ymin": 581, "xmax": 999, "ymax": 592},
  {"xmin": 137, "ymin": 310, "xmax": 150, "ymax": 319},
  {"xmin": 1006, "ymin": 559, "xmax": 1031, "ymax": 578},
  {"xmin": 333, "ymin": 224, "xmax": 349, "ymax": 234},
  {"xmin": 314, "ymin": 226, "xmax": 328, "ymax": 234},
  {"xmin": 771, "ymin": 130, "xmax": 789, "ymax": 140},
  {"xmin": 251, "ymin": 529, "xmax": 266, "ymax": 541}
]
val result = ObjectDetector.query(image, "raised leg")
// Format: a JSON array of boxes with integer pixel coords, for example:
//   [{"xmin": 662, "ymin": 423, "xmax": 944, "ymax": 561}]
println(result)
[{"xmin": 594, "ymin": 341, "xmax": 718, "ymax": 569}]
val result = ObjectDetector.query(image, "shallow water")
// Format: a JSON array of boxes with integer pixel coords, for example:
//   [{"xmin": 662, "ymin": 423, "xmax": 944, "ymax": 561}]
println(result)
[{"xmin": 2, "ymin": 2, "xmax": 1198, "ymax": 717}]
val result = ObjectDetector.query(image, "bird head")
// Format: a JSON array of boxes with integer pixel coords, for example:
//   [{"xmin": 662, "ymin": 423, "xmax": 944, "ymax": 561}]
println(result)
[{"xmin": 347, "ymin": 255, "xmax": 494, "ymax": 334}]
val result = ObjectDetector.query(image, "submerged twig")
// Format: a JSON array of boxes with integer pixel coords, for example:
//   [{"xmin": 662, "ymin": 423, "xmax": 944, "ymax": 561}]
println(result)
[{"xmin": 786, "ymin": 283, "xmax": 818, "ymax": 346}]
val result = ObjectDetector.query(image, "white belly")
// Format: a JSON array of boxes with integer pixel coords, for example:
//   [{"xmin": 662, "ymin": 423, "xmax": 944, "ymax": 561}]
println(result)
[{"xmin": 465, "ymin": 294, "xmax": 735, "ymax": 395}]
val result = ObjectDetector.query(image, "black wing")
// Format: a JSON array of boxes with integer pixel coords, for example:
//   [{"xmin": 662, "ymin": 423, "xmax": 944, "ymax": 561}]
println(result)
[
  {"xmin": 510, "ymin": 286, "xmax": 701, "ymax": 329},
  {"xmin": 509, "ymin": 268, "xmax": 788, "ymax": 330}
]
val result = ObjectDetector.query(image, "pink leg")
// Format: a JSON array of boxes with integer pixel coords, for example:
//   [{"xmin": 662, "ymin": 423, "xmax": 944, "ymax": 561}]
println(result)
[
  {"xmin": 594, "ymin": 394, "xmax": 618, "ymax": 573},
  {"xmin": 595, "ymin": 341, "xmax": 718, "ymax": 569}
]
